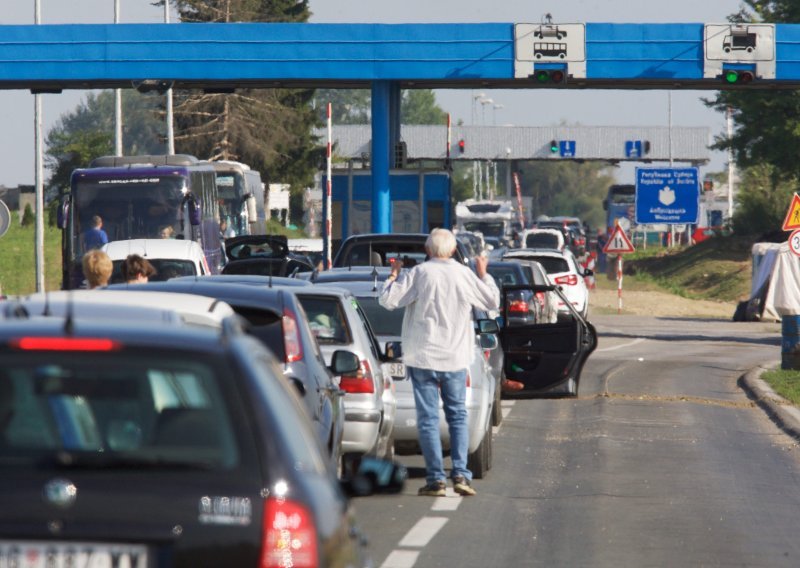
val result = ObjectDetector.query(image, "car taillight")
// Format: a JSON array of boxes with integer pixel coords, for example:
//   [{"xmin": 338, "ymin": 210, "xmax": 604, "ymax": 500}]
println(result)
[
  {"xmin": 10, "ymin": 337, "xmax": 121, "ymax": 351},
  {"xmin": 262, "ymin": 496, "xmax": 318, "ymax": 568},
  {"xmin": 339, "ymin": 359, "xmax": 375, "ymax": 393},
  {"xmin": 554, "ymin": 274, "xmax": 578, "ymax": 286},
  {"xmin": 507, "ymin": 300, "xmax": 530, "ymax": 314},
  {"xmin": 282, "ymin": 308, "xmax": 304, "ymax": 363}
]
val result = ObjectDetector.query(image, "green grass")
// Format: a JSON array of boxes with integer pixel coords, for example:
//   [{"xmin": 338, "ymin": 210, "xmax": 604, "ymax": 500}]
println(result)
[
  {"xmin": 761, "ymin": 369, "xmax": 800, "ymax": 406},
  {"xmin": 0, "ymin": 213, "xmax": 62, "ymax": 295}
]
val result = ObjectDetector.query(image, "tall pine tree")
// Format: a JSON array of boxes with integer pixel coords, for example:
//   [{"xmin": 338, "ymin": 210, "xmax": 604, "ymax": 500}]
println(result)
[{"xmin": 168, "ymin": 0, "xmax": 321, "ymax": 203}]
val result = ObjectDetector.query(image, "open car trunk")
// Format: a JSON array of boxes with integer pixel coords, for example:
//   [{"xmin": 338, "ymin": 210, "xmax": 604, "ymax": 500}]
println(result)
[{"xmin": 499, "ymin": 284, "xmax": 597, "ymax": 397}]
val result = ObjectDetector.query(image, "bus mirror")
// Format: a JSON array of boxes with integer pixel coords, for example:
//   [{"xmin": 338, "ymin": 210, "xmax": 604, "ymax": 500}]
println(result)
[
  {"xmin": 244, "ymin": 194, "xmax": 257, "ymax": 222},
  {"xmin": 188, "ymin": 199, "xmax": 201, "ymax": 226},
  {"xmin": 57, "ymin": 197, "xmax": 69, "ymax": 229}
]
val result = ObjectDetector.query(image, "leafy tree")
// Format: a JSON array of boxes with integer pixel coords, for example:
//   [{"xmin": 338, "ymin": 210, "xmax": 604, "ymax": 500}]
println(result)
[
  {"xmin": 703, "ymin": 0, "xmax": 800, "ymax": 229},
  {"xmin": 167, "ymin": 0, "xmax": 321, "ymax": 199},
  {"xmin": 731, "ymin": 163, "xmax": 797, "ymax": 235},
  {"xmin": 402, "ymin": 90, "xmax": 448, "ymax": 125},
  {"xmin": 312, "ymin": 88, "xmax": 448, "ymax": 125},
  {"xmin": 45, "ymin": 91, "xmax": 165, "ymax": 191}
]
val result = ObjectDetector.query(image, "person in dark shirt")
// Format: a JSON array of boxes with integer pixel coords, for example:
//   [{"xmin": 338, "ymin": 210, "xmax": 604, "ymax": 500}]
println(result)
[{"xmin": 84, "ymin": 215, "xmax": 109, "ymax": 250}]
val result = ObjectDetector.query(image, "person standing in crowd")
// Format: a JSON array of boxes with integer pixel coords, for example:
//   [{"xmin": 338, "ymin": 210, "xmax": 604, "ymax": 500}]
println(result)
[
  {"xmin": 82, "ymin": 250, "xmax": 112, "ymax": 289},
  {"xmin": 379, "ymin": 228, "xmax": 500, "ymax": 497},
  {"xmin": 121, "ymin": 254, "xmax": 156, "ymax": 284},
  {"xmin": 84, "ymin": 215, "xmax": 108, "ymax": 250}
]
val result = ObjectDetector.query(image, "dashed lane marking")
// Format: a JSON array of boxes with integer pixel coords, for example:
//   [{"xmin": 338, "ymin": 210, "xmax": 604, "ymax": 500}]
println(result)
[
  {"xmin": 595, "ymin": 337, "xmax": 646, "ymax": 353},
  {"xmin": 398, "ymin": 516, "xmax": 449, "ymax": 548},
  {"xmin": 431, "ymin": 489, "xmax": 462, "ymax": 511},
  {"xmin": 380, "ymin": 550, "xmax": 419, "ymax": 568}
]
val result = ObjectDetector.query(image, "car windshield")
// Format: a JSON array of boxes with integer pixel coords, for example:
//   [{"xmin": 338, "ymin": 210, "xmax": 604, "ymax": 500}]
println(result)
[
  {"xmin": 297, "ymin": 296, "xmax": 352, "ymax": 345},
  {"xmin": 526, "ymin": 233, "xmax": 560, "ymax": 249},
  {"xmin": 356, "ymin": 297, "xmax": 405, "ymax": 337},
  {"xmin": 0, "ymin": 352, "xmax": 239, "ymax": 470}
]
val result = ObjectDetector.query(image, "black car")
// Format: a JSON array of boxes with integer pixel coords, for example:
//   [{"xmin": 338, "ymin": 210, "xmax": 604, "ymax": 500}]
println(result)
[
  {"xmin": 0, "ymin": 317, "xmax": 401, "ymax": 567},
  {"xmin": 332, "ymin": 233, "xmax": 470, "ymax": 268},
  {"xmin": 223, "ymin": 235, "xmax": 316, "ymax": 277},
  {"xmin": 107, "ymin": 280, "xmax": 346, "ymax": 469}
]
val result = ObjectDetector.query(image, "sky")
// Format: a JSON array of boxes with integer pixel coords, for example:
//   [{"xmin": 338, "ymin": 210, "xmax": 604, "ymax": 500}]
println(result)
[{"xmin": 0, "ymin": 0, "xmax": 747, "ymax": 188}]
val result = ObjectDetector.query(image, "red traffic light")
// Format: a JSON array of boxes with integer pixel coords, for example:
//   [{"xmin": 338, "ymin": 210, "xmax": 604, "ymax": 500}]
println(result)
[{"xmin": 458, "ymin": 139, "xmax": 465, "ymax": 153}]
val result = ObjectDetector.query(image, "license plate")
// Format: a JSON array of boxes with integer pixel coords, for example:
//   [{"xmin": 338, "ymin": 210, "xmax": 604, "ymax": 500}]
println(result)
[
  {"xmin": 0, "ymin": 540, "xmax": 149, "ymax": 567},
  {"xmin": 383, "ymin": 362, "xmax": 407, "ymax": 379}
]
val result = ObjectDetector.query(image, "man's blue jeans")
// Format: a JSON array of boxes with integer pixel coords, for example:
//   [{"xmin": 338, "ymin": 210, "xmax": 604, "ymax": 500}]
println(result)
[{"xmin": 408, "ymin": 366, "xmax": 471, "ymax": 484}]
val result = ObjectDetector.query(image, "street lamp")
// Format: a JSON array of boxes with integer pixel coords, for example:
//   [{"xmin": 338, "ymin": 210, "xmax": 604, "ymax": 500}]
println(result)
[
  {"xmin": 479, "ymin": 97, "xmax": 493, "ymax": 125},
  {"xmin": 471, "ymin": 91, "xmax": 485, "ymax": 125}
]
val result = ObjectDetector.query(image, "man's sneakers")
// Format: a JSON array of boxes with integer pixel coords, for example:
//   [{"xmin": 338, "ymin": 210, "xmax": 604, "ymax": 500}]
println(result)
[
  {"xmin": 418, "ymin": 480, "xmax": 446, "ymax": 497},
  {"xmin": 452, "ymin": 475, "xmax": 476, "ymax": 496},
  {"xmin": 418, "ymin": 477, "xmax": 476, "ymax": 497}
]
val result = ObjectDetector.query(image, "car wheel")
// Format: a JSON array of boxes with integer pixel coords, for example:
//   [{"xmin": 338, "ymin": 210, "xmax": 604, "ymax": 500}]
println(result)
[
  {"xmin": 492, "ymin": 377, "xmax": 503, "ymax": 427},
  {"xmin": 468, "ymin": 425, "xmax": 492, "ymax": 479}
]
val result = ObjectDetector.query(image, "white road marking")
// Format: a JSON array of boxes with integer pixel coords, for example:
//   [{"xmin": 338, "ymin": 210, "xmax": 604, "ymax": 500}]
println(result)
[
  {"xmin": 595, "ymin": 337, "xmax": 646, "ymax": 352},
  {"xmin": 380, "ymin": 550, "xmax": 420, "ymax": 568},
  {"xmin": 398, "ymin": 516, "xmax": 449, "ymax": 548},
  {"xmin": 431, "ymin": 490, "xmax": 462, "ymax": 511}
]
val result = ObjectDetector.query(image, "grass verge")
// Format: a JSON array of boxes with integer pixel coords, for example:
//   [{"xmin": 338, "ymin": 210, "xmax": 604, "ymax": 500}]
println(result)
[
  {"xmin": 761, "ymin": 369, "xmax": 800, "ymax": 406},
  {"xmin": 0, "ymin": 214, "xmax": 62, "ymax": 295}
]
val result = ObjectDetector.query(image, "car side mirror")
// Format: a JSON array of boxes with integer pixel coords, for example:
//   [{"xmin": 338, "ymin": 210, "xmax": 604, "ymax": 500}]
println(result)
[
  {"xmin": 479, "ymin": 333, "xmax": 499, "ymax": 350},
  {"xmin": 330, "ymin": 350, "xmax": 360, "ymax": 375},
  {"xmin": 477, "ymin": 318, "xmax": 500, "ymax": 334},
  {"xmin": 385, "ymin": 341, "xmax": 402, "ymax": 360}
]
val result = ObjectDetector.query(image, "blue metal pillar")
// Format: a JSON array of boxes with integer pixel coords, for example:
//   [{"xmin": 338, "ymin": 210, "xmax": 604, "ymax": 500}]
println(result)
[{"xmin": 371, "ymin": 80, "xmax": 394, "ymax": 233}]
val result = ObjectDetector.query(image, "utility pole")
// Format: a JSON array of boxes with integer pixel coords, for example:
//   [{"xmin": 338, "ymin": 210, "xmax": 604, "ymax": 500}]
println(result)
[
  {"xmin": 114, "ymin": 0, "xmax": 122, "ymax": 156},
  {"xmin": 727, "ymin": 106, "xmax": 735, "ymax": 220},
  {"xmin": 34, "ymin": 0, "xmax": 45, "ymax": 292},
  {"xmin": 165, "ymin": 1, "xmax": 175, "ymax": 154}
]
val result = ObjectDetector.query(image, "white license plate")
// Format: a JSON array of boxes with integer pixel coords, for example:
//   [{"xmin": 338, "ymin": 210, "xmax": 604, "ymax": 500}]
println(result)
[
  {"xmin": 383, "ymin": 362, "xmax": 407, "ymax": 379},
  {"xmin": 0, "ymin": 540, "xmax": 149, "ymax": 568}
]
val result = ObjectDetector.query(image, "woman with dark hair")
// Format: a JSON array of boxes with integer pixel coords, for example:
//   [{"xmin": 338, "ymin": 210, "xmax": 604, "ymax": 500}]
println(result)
[{"xmin": 121, "ymin": 254, "xmax": 156, "ymax": 284}]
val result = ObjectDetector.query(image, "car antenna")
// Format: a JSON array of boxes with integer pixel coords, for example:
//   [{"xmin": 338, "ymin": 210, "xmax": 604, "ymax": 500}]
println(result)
[
  {"xmin": 371, "ymin": 266, "xmax": 379, "ymax": 292},
  {"xmin": 42, "ymin": 290, "xmax": 51, "ymax": 316},
  {"xmin": 63, "ymin": 291, "xmax": 75, "ymax": 335}
]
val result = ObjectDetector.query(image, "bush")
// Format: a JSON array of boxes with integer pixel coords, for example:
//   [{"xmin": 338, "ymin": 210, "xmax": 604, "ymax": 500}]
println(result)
[{"xmin": 21, "ymin": 204, "xmax": 34, "ymax": 227}]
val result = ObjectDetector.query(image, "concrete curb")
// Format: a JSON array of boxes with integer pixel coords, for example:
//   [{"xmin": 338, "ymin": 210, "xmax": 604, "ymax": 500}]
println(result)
[{"xmin": 738, "ymin": 360, "xmax": 800, "ymax": 441}]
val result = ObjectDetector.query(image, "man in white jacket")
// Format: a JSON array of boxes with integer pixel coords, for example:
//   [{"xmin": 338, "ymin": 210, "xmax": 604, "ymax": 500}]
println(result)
[{"xmin": 380, "ymin": 228, "xmax": 499, "ymax": 496}]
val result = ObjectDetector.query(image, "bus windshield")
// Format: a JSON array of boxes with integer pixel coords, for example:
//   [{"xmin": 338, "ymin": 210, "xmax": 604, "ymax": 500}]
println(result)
[
  {"xmin": 215, "ymin": 172, "xmax": 247, "ymax": 237},
  {"xmin": 72, "ymin": 174, "xmax": 186, "ymax": 260}
]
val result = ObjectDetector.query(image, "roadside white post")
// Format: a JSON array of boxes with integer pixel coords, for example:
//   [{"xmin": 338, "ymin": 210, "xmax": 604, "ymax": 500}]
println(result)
[{"xmin": 33, "ymin": 0, "xmax": 45, "ymax": 292}]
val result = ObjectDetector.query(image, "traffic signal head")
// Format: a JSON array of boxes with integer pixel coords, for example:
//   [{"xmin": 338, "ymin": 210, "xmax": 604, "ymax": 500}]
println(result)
[
  {"xmin": 723, "ymin": 70, "xmax": 754, "ymax": 84},
  {"xmin": 533, "ymin": 69, "xmax": 565, "ymax": 84},
  {"xmin": 458, "ymin": 139, "xmax": 465, "ymax": 154},
  {"xmin": 549, "ymin": 140, "xmax": 559, "ymax": 153}
]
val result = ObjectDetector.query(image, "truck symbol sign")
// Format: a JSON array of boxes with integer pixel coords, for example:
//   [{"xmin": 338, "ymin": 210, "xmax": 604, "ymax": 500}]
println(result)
[
  {"xmin": 535, "ymin": 25, "xmax": 567, "ymax": 40},
  {"xmin": 723, "ymin": 29, "xmax": 756, "ymax": 53}
]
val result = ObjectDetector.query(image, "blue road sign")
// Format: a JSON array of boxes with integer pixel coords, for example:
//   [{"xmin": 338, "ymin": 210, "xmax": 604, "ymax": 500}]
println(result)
[
  {"xmin": 560, "ymin": 140, "xmax": 576, "ymax": 157},
  {"xmin": 635, "ymin": 167, "xmax": 699, "ymax": 225},
  {"xmin": 625, "ymin": 140, "xmax": 642, "ymax": 158}
]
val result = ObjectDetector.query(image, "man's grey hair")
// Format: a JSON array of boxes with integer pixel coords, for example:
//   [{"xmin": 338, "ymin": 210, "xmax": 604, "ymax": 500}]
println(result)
[{"xmin": 426, "ymin": 228, "xmax": 457, "ymax": 258}]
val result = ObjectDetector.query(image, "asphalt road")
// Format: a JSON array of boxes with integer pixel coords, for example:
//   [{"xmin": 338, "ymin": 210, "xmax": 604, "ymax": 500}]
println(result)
[{"xmin": 353, "ymin": 315, "xmax": 800, "ymax": 567}]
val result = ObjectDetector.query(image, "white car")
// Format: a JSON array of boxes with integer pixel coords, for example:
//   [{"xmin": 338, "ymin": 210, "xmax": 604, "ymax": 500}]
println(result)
[
  {"xmin": 503, "ymin": 248, "xmax": 590, "ymax": 318},
  {"xmin": 291, "ymin": 285, "xmax": 396, "ymax": 460},
  {"xmin": 519, "ymin": 228, "xmax": 565, "ymax": 251},
  {"xmin": 102, "ymin": 239, "xmax": 210, "ymax": 283}
]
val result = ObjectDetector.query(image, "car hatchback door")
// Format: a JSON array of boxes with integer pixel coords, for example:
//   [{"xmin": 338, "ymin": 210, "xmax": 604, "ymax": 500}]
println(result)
[{"xmin": 498, "ymin": 283, "xmax": 598, "ymax": 397}]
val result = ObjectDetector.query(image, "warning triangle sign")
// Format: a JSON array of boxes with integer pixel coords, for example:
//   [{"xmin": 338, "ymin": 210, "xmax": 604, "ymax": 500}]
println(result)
[
  {"xmin": 783, "ymin": 193, "xmax": 800, "ymax": 231},
  {"xmin": 603, "ymin": 224, "xmax": 635, "ymax": 254}
]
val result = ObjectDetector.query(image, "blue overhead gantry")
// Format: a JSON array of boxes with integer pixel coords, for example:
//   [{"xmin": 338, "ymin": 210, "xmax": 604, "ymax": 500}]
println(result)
[{"xmin": 1, "ymin": 21, "xmax": 798, "ymax": 233}]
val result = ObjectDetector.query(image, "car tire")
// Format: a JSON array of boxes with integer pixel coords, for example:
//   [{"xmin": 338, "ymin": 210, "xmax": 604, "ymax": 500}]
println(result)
[
  {"xmin": 468, "ymin": 424, "xmax": 492, "ymax": 479},
  {"xmin": 492, "ymin": 378, "xmax": 503, "ymax": 427}
]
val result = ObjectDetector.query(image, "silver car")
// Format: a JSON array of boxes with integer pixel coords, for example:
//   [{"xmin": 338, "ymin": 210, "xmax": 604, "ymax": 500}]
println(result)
[
  {"xmin": 293, "ymin": 286, "xmax": 397, "ymax": 460},
  {"xmin": 313, "ymin": 268, "xmax": 498, "ymax": 479}
]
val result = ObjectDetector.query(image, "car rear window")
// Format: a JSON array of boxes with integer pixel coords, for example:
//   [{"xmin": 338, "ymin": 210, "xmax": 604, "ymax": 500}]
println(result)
[
  {"xmin": 110, "ymin": 259, "xmax": 196, "ymax": 284},
  {"xmin": 0, "ymin": 353, "xmax": 241, "ymax": 470},
  {"xmin": 517, "ymin": 256, "xmax": 569, "ymax": 274},
  {"xmin": 297, "ymin": 296, "xmax": 352, "ymax": 345},
  {"xmin": 488, "ymin": 266, "xmax": 528, "ymax": 288},
  {"xmin": 357, "ymin": 297, "xmax": 405, "ymax": 337},
  {"xmin": 232, "ymin": 307, "xmax": 286, "ymax": 360},
  {"xmin": 525, "ymin": 233, "xmax": 560, "ymax": 249}
]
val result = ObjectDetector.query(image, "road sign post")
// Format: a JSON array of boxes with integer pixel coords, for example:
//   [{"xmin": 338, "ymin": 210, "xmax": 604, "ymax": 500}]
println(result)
[{"xmin": 603, "ymin": 222, "xmax": 635, "ymax": 314}]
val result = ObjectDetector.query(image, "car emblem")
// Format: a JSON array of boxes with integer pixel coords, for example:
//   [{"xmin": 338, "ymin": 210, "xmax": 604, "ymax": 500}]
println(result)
[{"xmin": 43, "ymin": 478, "xmax": 77, "ymax": 509}]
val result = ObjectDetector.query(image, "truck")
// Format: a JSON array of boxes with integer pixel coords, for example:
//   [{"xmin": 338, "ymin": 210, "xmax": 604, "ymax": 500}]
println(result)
[{"xmin": 455, "ymin": 199, "xmax": 519, "ymax": 247}]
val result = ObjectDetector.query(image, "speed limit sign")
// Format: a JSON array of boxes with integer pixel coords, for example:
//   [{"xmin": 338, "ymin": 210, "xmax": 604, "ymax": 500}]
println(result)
[{"xmin": 790, "ymin": 229, "xmax": 800, "ymax": 257}]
